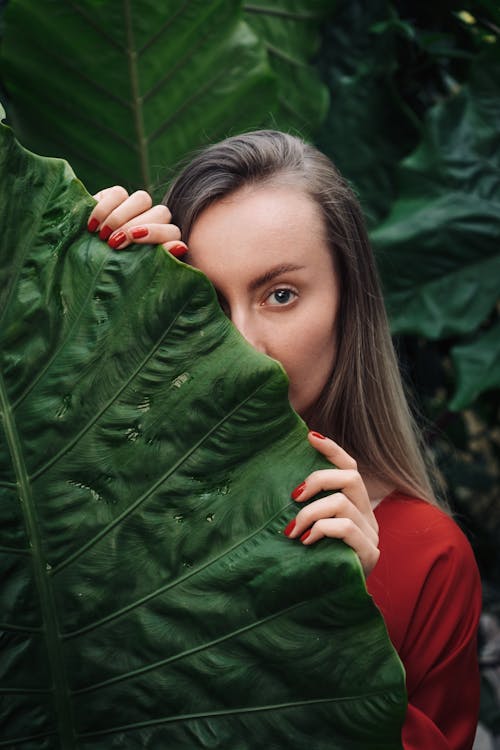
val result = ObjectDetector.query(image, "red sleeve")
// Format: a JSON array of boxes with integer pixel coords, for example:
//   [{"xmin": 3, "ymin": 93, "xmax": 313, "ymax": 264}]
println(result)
[{"xmin": 367, "ymin": 495, "xmax": 482, "ymax": 750}]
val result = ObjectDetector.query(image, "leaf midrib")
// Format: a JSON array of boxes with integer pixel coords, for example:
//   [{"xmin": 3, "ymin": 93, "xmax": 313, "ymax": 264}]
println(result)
[
  {"xmin": 0, "ymin": 372, "xmax": 74, "ymax": 747},
  {"xmin": 123, "ymin": 0, "xmax": 149, "ymax": 188},
  {"xmin": 63, "ymin": 500, "xmax": 291, "ymax": 639},
  {"xmin": 73, "ymin": 594, "xmax": 306, "ymax": 695},
  {"xmin": 78, "ymin": 690, "xmax": 402, "ymax": 740}
]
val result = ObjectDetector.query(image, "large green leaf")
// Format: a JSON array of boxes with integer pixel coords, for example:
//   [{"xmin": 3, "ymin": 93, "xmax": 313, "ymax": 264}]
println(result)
[
  {"xmin": 372, "ymin": 48, "xmax": 500, "ymax": 339},
  {"xmin": 243, "ymin": 0, "xmax": 331, "ymax": 133},
  {"xmin": 370, "ymin": 48, "xmax": 500, "ymax": 407},
  {"xmin": 0, "ymin": 0, "xmax": 329, "ymax": 196},
  {"xmin": 316, "ymin": 0, "xmax": 418, "ymax": 226},
  {"xmin": 450, "ymin": 320, "xmax": 500, "ymax": 411},
  {"xmin": 0, "ymin": 111, "xmax": 405, "ymax": 745}
]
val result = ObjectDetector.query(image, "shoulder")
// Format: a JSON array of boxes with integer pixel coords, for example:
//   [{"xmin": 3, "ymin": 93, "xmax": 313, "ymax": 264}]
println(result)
[
  {"xmin": 372, "ymin": 492, "xmax": 481, "ymax": 600},
  {"xmin": 369, "ymin": 494, "xmax": 481, "ymax": 714},
  {"xmin": 368, "ymin": 492, "xmax": 481, "ymax": 656},
  {"xmin": 369, "ymin": 492, "xmax": 481, "ymax": 624},
  {"xmin": 374, "ymin": 492, "xmax": 476, "ymax": 567}
]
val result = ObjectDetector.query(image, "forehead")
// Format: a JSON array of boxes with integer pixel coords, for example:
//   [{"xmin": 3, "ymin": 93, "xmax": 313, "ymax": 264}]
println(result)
[
  {"xmin": 187, "ymin": 184, "xmax": 334, "ymax": 289},
  {"xmin": 189, "ymin": 183, "xmax": 327, "ymax": 248}
]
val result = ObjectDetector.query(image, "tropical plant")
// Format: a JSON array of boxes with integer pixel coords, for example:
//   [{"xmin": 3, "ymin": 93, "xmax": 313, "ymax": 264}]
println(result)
[
  {"xmin": 0, "ymin": 108, "xmax": 406, "ymax": 747},
  {"xmin": 1, "ymin": 0, "xmax": 499, "ymax": 738},
  {"xmin": 0, "ymin": 0, "xmax": 331, "ymax": 195}
]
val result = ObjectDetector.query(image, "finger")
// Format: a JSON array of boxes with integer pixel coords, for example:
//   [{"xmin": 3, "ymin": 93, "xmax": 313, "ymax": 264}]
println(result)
[
  {"xmin": 162, "ymin": 240, "xmax": 189, "ymax": 258},
  {"xmin": 308, "ymin": 430, "xmax": 357, "ymax": 470},
  {"xmin": 287, "ymin": 494, "xmax": 378, "ymax": 545},
  {"xmin": 301, "ymin": 518, "xmax": 380, "ymax": 576},
  {"xmin": 291, "ymin": 467, "xmax": 371, "ymax": 516},
  {"xmin": 87, "ymin": 186, "xmax": 130, "ymax": 233},
  {"xmin": 107, "ymin": 223, "xmax": 182, "ymax": 250},
  {"xmin": 117, "ymin": 204, "xmax": 173, "ymax": 232},
  {"xmin": 89, "ymin": 190, "xmax": 155, "ymax": 239},
  {"xmin": 98, "ymin": 190, "xmax": 155, "ymax": 239}
]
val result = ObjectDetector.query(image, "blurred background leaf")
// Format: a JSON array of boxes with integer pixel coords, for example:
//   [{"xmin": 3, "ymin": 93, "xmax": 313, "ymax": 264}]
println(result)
[{"xmin": 0, "ymin": 0, "xmax": 331, "ymax": 196}]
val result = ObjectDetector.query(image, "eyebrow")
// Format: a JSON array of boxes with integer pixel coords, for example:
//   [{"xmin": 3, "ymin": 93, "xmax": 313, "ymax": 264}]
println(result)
[{"xmin": 248, "ymin": 263, "xmax": 306, "ymax": 292}]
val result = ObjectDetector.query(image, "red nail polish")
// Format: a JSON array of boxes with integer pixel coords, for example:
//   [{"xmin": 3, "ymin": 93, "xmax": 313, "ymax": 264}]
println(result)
[
  {"xmin": 284, "ymin": 519, "xmax": 296, "ymax": 537},
  {"xmin": 87, "ymin": 217, "xmax": 99, "ymax": 233},
  {"xmin": 170, "ymin": 244, "xmax": 188, "ymax": 257},
  {"xmin": 108, "ymin": 231, "xmax": 127, "ymax": 249},
  {"xmin": 99, "ymin": 224, "xmax": 113, "ymax": 241},
  {"xmin": 131, "ymin": 227, "xmax": 149, "ymax": 239},
  {"xmin": 310, "ymin": 431, "xmax": 326, "ymax": 440},
  {"xmin": 291, "ymin": 481, "xmax": 305, "ymax": 500},
  {"xmin": 300, "ymin": 529, "xmax": 311, "ymax": 543}
]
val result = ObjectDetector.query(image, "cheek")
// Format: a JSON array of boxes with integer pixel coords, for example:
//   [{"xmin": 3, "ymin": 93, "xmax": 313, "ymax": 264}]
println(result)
[{"xmin": 277, "ymin": 317, "xmax": 337, "ymax": 414}]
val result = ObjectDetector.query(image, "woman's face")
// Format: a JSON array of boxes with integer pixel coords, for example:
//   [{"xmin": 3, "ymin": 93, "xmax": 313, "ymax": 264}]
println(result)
[{"xmin": 187, "ymin": 184, "xmax": 340, "ymax": 418}]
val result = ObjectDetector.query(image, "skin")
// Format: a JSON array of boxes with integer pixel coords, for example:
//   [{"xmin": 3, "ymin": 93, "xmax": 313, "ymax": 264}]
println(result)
[
  {"xmin": 87, "ymin": 186, "xmax": 381, "ymax": 574},
  {"xmin": 188, "ymin": 185, "xmax": 339, "ymax": 418}
]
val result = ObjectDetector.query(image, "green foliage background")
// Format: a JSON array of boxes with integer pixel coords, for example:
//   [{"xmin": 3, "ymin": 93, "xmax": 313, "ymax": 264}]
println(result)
[{"xmin": 1, "ymin": 0, "xmax": 499, "ymax": 734}]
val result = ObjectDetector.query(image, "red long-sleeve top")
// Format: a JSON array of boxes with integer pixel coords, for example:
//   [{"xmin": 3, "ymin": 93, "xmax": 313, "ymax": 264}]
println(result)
[{"xmin": 367, "ymin": 493, "xmax": 482, "ymax": 750}]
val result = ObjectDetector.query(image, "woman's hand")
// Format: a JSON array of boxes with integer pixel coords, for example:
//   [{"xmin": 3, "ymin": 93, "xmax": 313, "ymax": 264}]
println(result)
[
  {"xmin": 87, "ymin": 186, "xmax": 188, "ymax": 257},
  {"xmin": 284, "ymin": 431, "xmax": 380, "ymax": 576}
]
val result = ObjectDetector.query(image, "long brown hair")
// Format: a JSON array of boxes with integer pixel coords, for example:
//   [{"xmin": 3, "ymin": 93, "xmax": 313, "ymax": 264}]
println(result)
[{"xmin": 163, "ymin": 130, "xmax": 439, "ymax": 504}]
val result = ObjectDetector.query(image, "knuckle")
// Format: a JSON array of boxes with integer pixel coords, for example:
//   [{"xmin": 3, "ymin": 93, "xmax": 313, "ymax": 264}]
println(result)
[
  {"xmin": 314, "ymin": 519, "xmax": 329, "ymax": 535},
  {"xmin": 343, "ymin": 469, "xmax": 361, "ymax": 489},
  {"xmin": 295, "ymin": 505, "xmax": 314, "ymax": 526},
  {"xmin": 330, "ymin": 492, "xmax": 348, "ymax": 513},
  {"xmin": 132, "ymin": 189, "xmax": 153, "ymax": 208},
  {"xmin": 306, "ymin": 470, "xmax": 323, "ymax": 486},
  {"xmin": 339, "ymin": 518, "xmax": 356, "ymax": 536},
  {"xmin": 111, "ymin": 185, "xmax": 129, "ymax": 200},
  {"xmin": 156, "ymin": 204, "xmax": 172, "ymax": 222}
]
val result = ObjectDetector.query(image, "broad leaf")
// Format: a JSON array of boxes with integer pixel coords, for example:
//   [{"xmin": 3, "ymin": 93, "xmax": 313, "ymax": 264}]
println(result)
[
  {"xmin": 450, "ymin": 321, "xmax": 500, "ymax": 411},
  {"xmin": 316, "ymin": 0, "xmax": 418, "ymax": 226},
  {"xmin": 243, "ymin": 0, "xmax": 331, "ymax": 133},
  {"xmin": 370, "ymin": 48, "xmax": 500, "ymax": 407},
  {"xmin": 372, "ymin": 49, "xmax": 500, "ymax": 339},
  {"xmin": 0, "ymin": 111, "xmax": 406, "ymax": 746},
  {"xmin": 1, "ymin": 0, "xmax": 329, "ymax": 197}
]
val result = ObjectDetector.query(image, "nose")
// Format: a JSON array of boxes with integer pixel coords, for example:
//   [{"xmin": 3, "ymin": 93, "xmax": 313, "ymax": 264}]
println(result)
[{"xmin": 229, "ymin": 307, "xmax": 266, "ymax": 354}]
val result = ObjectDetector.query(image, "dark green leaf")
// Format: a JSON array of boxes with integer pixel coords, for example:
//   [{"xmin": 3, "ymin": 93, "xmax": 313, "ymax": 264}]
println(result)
[
  {"xmin": 316, "ymin": 0, "xmax": 418, "ymax": 225},
  {"xmin": 0, "ymin": 0, "xmax": 330, "ymax": 197},
  {"xmin": 373, "ymin": 48, "xmax": 500, "ymax": 341},
  {"xmin": 1, "ymin": 0, "xmax": 276, "ymax": 194},
  {"xmin": 0, "ymin": 110, "xmax": 405, "ymax": 746},
  {"xmin": 243, "ymin": 0, "xmax": 331, "ymax": 133},
  {"xmin": 450, "ymin": 320, "xmax": 500, "ymax": 410}
]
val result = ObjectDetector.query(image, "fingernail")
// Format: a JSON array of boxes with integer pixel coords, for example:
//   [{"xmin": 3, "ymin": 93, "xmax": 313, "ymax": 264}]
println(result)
[
  {"xmin": 87, "ymin": 217, "xmax": 99, "ymax": 233},
  {"xmin": 291, "ymin": 481, "xmax": 305, "ymax": 500},
  {"xmin": 284, "ymin": 519, "xmax": 296, "ymax": 537},
  {"xmin": 310, "ymin": 431, "xmax": 326, "ymax": 440},
  {"xmin": 131, "ymin": 227, "xmax": 149, "ymax": 239},
  {"xmin": 99, "ymin": 224, "xmax": 113, "ymax": 241},
  {"xmin": 300, "ymin": 529, "xmax": 311, "ymax": 543},
  {"xmin": 108, "ymin": 231, "xmax": 127, "ymax": 249},
  {"xmin": 170, "ymin": 244, "xmax": 188, "ymax": 257}
]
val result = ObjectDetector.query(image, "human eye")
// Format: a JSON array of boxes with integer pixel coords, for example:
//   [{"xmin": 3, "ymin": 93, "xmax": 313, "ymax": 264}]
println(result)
[{"xmin": 264, "ymin": 287, "xmax": 298, "ymax": 307}]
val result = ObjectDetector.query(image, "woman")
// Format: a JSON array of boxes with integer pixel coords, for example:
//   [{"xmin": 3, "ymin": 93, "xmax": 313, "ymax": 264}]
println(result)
[{"xmin": 87, "ymin": 130, "xmax": 481, "ymax": 749}]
